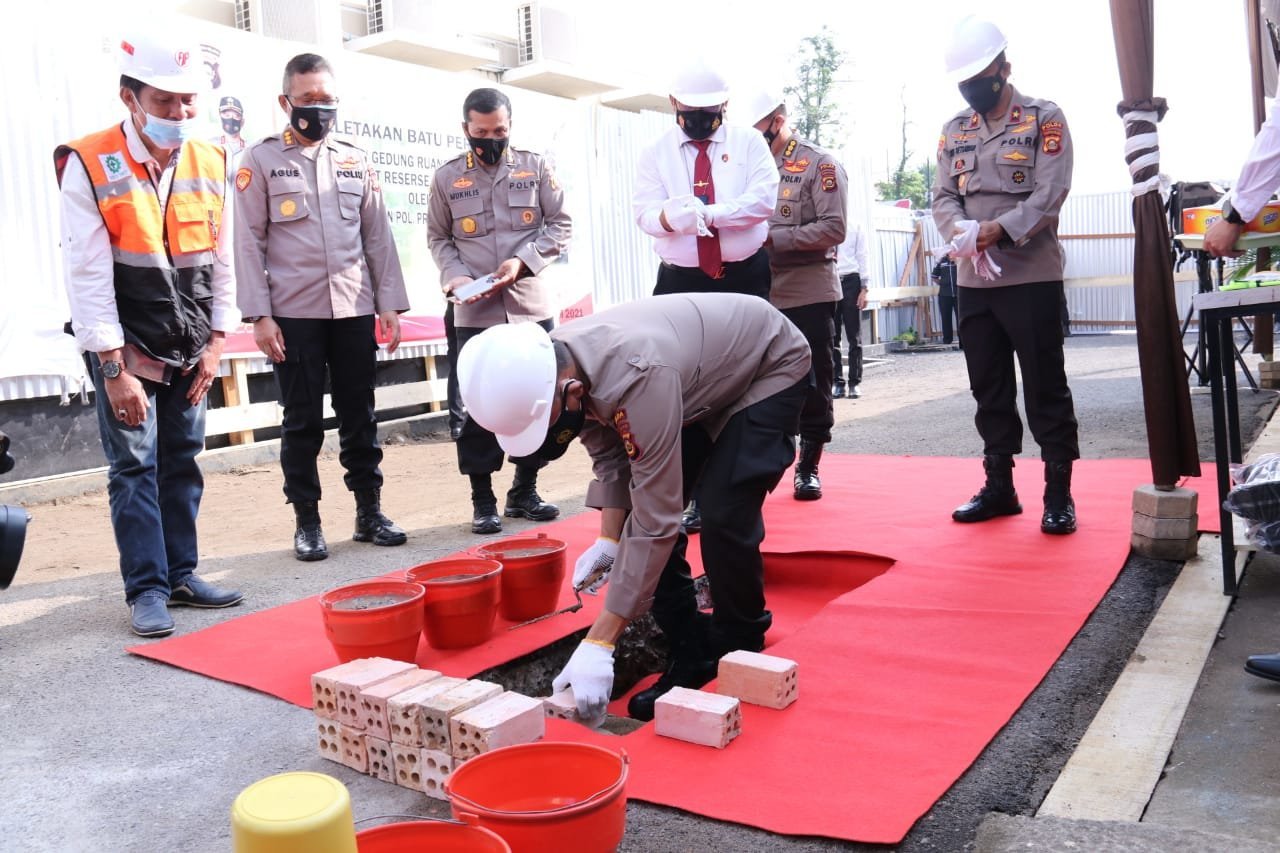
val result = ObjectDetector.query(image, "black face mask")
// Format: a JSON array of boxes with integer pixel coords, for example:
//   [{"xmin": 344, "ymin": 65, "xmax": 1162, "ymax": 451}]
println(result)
[
  {"xmin": 536, "ymin": 381, "xmax": 585, "ymax": 461},
  {"xmin": 761, "ymin": 118, "xmax": 779, "ymax": 146},
  {"xmin": 221, "ymin": 117, "xmax": 242, "ymax": 135},
  {"xmin": 468, "ymin": 136, "xmax": 509, "ymax": 166},
  {"xmin": 958, "ymin": 72, "xmax": 1004, "ymax": 115},
  {"xmin": 288, "ymin": 100, "xmax": 336, "ymax": 142},
  {"xmin": 677, "ymin": 109, "xmax": 722, "ymax": 141}
]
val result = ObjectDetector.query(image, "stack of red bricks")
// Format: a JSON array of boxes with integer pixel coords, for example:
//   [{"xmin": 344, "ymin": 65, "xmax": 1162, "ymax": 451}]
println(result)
[
  {"xmin": 312, "ymin": 658, "xmax": 546, "ymax": 799},
  {"xmin": 652, "ymin": 650, "xmax": 799, "ymax": 749}
]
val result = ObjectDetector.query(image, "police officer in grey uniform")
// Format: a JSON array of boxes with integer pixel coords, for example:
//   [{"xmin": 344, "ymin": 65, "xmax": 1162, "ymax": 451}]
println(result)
[
  {"xmin": 457, "ymin": 294, "xmax": 810, "ymax": 724},
  {"xmin": 748, "ymin": 90, "xmax": 847, "ymax": 501},
  {"xmin": 932, "ymin": 17, "xmax": 1079, "ymax": 535},
  {"xmin": 235, "ymin": 53, "xmax": 411, "ymax": 561},
  {"xmin": 427, "ymin": 87, "xmax": 572, "ymax": 535}
]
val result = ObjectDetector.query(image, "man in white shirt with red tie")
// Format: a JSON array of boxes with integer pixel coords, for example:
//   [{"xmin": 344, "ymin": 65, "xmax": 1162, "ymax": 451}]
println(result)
[
  {"xmin": 633, "ymin": 59, "xmax": 781, "ymax": 534},
  {"xmin": 634, "ymin": 59, "xmax": 780, "ymax": 299}
]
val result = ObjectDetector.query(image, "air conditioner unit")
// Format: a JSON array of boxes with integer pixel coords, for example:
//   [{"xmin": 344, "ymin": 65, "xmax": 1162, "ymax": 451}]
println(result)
[
  {"xmin": 234, "ymin": 0, "xmax": 342, "ymax": 43},
  {"xmin": 368, "ymin": 0, "xmax": 458, "ymax": 36},
  {"xmin": 516, "ymin": 2, "xmax": 578, "ymax": 66}
]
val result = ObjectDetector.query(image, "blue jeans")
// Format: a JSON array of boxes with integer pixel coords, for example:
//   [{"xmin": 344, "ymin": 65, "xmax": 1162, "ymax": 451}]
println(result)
[{"xmin": 90, "ymin": 356, "xmax": 206, "ymax": 604}]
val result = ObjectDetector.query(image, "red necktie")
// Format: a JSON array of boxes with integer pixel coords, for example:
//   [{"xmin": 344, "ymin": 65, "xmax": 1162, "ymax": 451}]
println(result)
[{"xmin": 692, "ymin": 140, "xmax": 722, "ymax": 279}]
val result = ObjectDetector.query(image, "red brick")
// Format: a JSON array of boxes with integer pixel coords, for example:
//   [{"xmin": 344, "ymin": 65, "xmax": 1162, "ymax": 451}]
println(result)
[
  {"xmin": 316, "ymin": 718, "xmax": 342, "ymax": 764},
  {"xmin": 451, "ymin": 692, "xmax": 546, "ymax": 759},
  {"xmin": 365, "ymin": 734, "xmax": 394, "ymax": 783},
  {"xmin": 358, "ymin": 669, "xmax": 442, "ymax": 741},
  {"xmin": 387, "ymin": 676, "xmax": 465, "ymax": 746},
  {"xmin": 339, "ymin": 726, "xmax": 368, "ymax": 774},
  {"xmin": 715, "ymin": 650, "xmax": 798, "ymax": 710},
  {"xmin": 311, "ymin": 657, "xmax": 417, "ymax": 725},
  {"xmin": 420, "ymin": 680, "xmax": 503, "ymax": 753},
  {"xmin": 655, "ymin": 687, "xmax": 741, "ymax": 748},
  {"xmin": 543, "ymin": 689, "xmax": 579, "ymax": 721},
  {"xmin": 391, "ymin": 742, "xmax": 426, "ymax": 791},
  {"xmin": 420, "ymin": 749, "xmax": 456, "ymax": 801}
]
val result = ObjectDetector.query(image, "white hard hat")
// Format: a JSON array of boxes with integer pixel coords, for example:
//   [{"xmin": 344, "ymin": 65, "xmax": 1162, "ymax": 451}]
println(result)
[
  {"xmin": 671, "ymin": 59, "xmax": 730, "ymax": 108},
  {"xmin": 118, "ymin": 30, "xmax": 208, "ymax": 94},
  {"xmin": 943, "ymin": 15, "xmax": 1008, "ymax": 83},
  {"xmin": 458, "ymin": 323, "xmax": 557, "ymax": 458},
  {"xmin": 742, "ymin": 89, "xmax": 785, "ymax": 126}
]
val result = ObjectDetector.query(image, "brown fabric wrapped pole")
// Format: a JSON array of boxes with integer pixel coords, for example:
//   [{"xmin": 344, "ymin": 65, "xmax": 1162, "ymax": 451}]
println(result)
[{"xmin": 1109, "ymin": 0, "xmax": 1201, "ymax": 485}]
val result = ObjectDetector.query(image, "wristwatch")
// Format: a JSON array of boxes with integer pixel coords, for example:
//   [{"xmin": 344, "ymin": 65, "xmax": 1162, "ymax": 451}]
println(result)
[
  {"xmin": 100, "ymin": 360, "xmax": 124, "ymax": 380},
  {"xmin": 1221, "ymin": 198, "xmax": 1246, "ymax": 226}
]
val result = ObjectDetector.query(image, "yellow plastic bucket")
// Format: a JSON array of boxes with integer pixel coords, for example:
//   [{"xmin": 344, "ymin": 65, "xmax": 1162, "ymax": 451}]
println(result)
[{"xmin": 231, "ymin": 771, "xmax": 358, "ymax": 853}]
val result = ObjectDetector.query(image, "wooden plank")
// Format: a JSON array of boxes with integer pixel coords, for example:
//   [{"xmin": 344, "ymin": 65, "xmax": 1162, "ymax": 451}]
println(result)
[
  {"xmin": 205, "ymin": 379, "xmax": 448, "ymax": 439},
  {"xmin": 1036, "ymin": 537, "xmax": 1232, "ymax": 821},
  {"xmin": 218, "ymin": 360, "xmax": 256, "ymax": 445}
]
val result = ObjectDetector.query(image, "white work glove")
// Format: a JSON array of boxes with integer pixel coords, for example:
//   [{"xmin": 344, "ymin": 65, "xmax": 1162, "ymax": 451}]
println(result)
[
  {"xmin": 933, "ymin": 219, "xmax": 1002, "ymax": 281},
  {"xmin": 662, "ymin": 194, "xmax": 705, "ymax": 235},
  {"xmin": 551, "ymin": 640, "xmax": 615, "ymax": 727},
  {"xmin": 702, "ymin": 202, "xmax": 730, "ymax": 229},
  {"xmin": 573, "ymin": 537, "xmax": 618, "ymax": 594}
]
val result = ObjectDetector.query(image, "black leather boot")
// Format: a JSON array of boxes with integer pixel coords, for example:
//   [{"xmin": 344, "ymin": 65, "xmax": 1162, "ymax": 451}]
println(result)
[
  {"xmin": 627, "ymin": 615, "xmax": 718, "ymax": 722},
  {"xmin": 793, "ymin": 440, "xmax": 823, "ymax": 501},
  {"xmin": 292, "ymin": 501, "xmax": 328, "ymax": 561},
  {"xmin": 1041, "ymin": 460, "xmax": 1077, "ymax": 535},
  {"xmin": 680, "ymin": 499, "xmax": 702, "ymax": 534},
  {"xmin": 470, "ymin": 475, "xmax": 502, "ymax": 535},
  {"xmin": 353, "ymin": 488, "xmax": 407, "ymax": 546},
  {"xmin": 952, "ymin": 455, "xmax": 1022, "ymax": 523},
  {"xmin": 504, "ymin": 465, "xmax": 560, "ymax": 521}
]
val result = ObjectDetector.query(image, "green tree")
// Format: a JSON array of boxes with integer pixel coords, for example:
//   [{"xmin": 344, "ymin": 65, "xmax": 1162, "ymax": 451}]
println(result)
[
  {"xmin": 784, "ymin": 27, "xmax": 845, "ymax": 146},
  {"xmin": 874, "ymin": 90, "xmax": 933, "ymax": 209}
]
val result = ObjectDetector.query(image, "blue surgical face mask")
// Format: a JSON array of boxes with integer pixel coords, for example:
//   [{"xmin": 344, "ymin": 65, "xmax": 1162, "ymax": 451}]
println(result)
[{"xmin": 132, "ymin": 95, "xmax": 199, "ymax": 150}]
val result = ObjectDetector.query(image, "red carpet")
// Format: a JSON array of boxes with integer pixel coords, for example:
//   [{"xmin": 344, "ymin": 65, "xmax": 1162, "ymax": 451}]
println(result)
[{"xmin": 129, "ymin": 455, "xmax": 1216, "ymax": 843}]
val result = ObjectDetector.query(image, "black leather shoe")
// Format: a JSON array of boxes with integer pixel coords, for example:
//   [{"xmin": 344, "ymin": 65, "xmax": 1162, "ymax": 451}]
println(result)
[
  {"xmin": 130, "ymin": 591, "xmax": 174, "ymax": 638},
  {"xmin": 849, "ymin": 385, "xmax": 861, "ymax": 399},
  {"xmin": 294, "ymin": 524, "xmax": 328, "ymax": 561},
  {"xmin": 472, "ymin": 501, "xmax": 502, "ymax": 535},
  {"xmin": 354, "ymin": 490, "xmax": 408, "ymax": 546},
  {"xmin": 449, "ymin": 423, "xmax": 463, "ymax": 441},
  {"xmin": 680, "ymin": 500, "xmax": 701, "ymax": 535},
  {"xmin": 169, "ymin": 575, "xmax": 244, "ymax": 608},
  {"xmin": 1245, "ymin": 653, "xmax": 1280, "ymax": 683},
  {"xmin": 627, "ymin": 655, "xmax": 719, "ymax": 722},
  {"xmin": 832, "ymin": 380, "xmax": 846, "ymax": 399},
  {"xmin": 953, "ymin": 455, "xmax": 1022, "ymax": 523},
  {"xmin": 504, "ymin": 486, "xmax": 560, "ymax": 521}
]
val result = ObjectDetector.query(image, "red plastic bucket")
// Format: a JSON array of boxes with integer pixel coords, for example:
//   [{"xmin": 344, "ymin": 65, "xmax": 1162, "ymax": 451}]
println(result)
[
  {"xmin": 474, "ymin": 535, "xmax": 567, "ymax": 622},
  {"xmin": 318, "ymin": 580, "xmax": 425, "ymax": 664},
  {"xmin": 405, "ymin": 558, "xmax": 503, "ymax": 649},
  {"xmin": 356, "ymin": 818, "xmax": 510, "ymax": 852},
  {"xmin": 446, "ymin": 742, "xmax": 628, "ymax": 853}
]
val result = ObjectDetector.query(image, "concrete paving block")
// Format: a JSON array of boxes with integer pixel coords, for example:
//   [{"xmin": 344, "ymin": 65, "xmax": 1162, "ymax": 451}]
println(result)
[
  {"xmin": 420, "ymin": 680, "xmax": 503, "ymax": 753},
  {"xmin": 358, "ymin": 669, "xmax": 442, "ymax": 741},
  {"xmin": 715, "ymin": 650, "xmax": 799, "ymax": 710},
  {"xmin": 310, "ymin": 658, "xmax": 418, "ymax": 727},
  {"xmin": 420, "ymin": 749, "xmax": 456, "ymax": 801},
  {"xmin": 655, "ymin": 687, "xmax": 742, "ymax": 748},
  {"xmin": 1131, "ymin": 531, "xmax": 1199, "ymax": 561},
  {"xmin": 365, "ymin": 734, "xmax": 394, "ymax": 783},
  {"xmin": 1131, "ymin": 511, "xmax": 1199, "ymax": 541},
  {"xmin": 1131, "ymin": 484, "xmax": 1198, "ymax": 519},
  {"xmin": 451, "ymin": 692, "xmax": 546, "ymax": 760},
  {"xmin": 387, "ymin": 676, "xmax": 466, "ymax": 747},
  {"xmin": 338, "ymin": 726, "xmax": 368, "ymax": 774}
]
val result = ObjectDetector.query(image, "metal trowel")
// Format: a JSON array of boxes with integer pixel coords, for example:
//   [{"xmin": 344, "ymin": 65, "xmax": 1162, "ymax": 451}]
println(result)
[{"xmin": 508, "ymin": 561, "xmax": 610, "ymax": 630}]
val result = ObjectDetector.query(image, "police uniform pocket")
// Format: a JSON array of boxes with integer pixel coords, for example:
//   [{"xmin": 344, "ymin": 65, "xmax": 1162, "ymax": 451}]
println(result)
[
  {"xmin": 337, "ymin": 183, "xmax": 362, "ymax": 220},
  {"xmin": 510, "ymin": 206, "xmax": 541, "ymax": 231},
  {"xmin": 267, "ymin": 179, "xmax": 309, "ymax": 224},
  {"xmin": 171, "ymin": 201, "xmax": 216, "ymax": 253},
  {"xmin": 450, "ymin": 194, "xmax": 487, "ymax": 239},
  {"xmin": 998, "ymin": 161, "xmax": 1035, "ymax": 192}
]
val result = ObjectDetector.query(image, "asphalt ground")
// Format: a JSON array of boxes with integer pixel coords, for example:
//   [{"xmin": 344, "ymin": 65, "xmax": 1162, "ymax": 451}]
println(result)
[{"xmin": 2, "ymin": 331, "xmax": 1277, "ymax": 852}]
